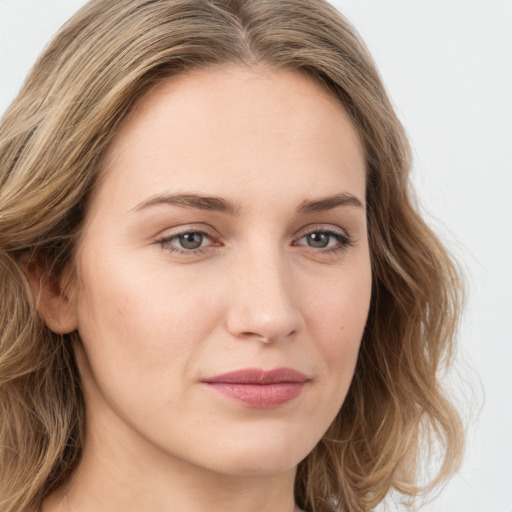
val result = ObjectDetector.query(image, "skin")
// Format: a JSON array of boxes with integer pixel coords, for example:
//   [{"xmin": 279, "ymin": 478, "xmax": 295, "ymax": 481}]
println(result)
[{"xmin": 41, "ymin": 65, "xmax": 372, "ymax": 512}]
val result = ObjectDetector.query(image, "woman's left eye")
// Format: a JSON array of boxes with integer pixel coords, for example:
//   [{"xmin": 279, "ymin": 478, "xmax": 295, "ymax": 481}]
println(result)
[{"xmin": 295, "ymin": 229, "xmax": 352, "ymax": 252}]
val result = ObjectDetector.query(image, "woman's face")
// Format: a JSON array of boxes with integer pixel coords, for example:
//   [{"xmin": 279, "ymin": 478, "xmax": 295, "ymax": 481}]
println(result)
[{"xmin": 69, "ymin": 65, "xmax": 371, "ymax": 476}]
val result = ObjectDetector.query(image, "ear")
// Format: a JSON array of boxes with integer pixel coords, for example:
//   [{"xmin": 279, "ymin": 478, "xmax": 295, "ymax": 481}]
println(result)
[{"xmin": 23, "ymin": 258, "xmax": 78, "ymax": 334}]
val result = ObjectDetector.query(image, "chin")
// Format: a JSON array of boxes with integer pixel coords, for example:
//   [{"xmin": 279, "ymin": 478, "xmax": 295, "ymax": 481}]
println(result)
[{"xmin": 192, "ymin": 429, "xmax": 317, "ymax": 477}]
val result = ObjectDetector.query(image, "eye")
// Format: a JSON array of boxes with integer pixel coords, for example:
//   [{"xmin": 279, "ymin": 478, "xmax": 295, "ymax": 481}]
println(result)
[
  {"xmin": 294, "ymin": 228, "xmax": 352, "ymax": 253},
  {"xmin": 157, "ymin": 229, "xmax": 215, "ymax": 254},
  {"xmin": 174, "ymin": 232, "xmax": 208, "ymax": 250}
]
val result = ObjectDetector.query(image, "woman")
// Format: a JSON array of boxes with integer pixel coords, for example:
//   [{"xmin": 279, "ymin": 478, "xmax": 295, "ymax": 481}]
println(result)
[{"xmin": 0, "ymin": 1, "xmax": 464, "ymax": 511}]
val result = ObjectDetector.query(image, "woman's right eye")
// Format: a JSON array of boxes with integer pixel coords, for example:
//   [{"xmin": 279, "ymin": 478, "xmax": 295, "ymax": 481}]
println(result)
[
  {"xmin": 157, "ymin": 230, "xmax": 214, "ymax": 254},
  {"xmin": 173, "ymin": 232, "xmax": 208, "ymax": 250}
]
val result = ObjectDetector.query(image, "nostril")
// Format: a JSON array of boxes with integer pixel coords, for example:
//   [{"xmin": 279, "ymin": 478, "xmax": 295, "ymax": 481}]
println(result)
[
  {"xmin": 239, "ymin": 331, "xmax": 272, "ymax": 343},
  {"xmin": 238, "ymin": 329, "xmax": 297, "ymax": 344}
]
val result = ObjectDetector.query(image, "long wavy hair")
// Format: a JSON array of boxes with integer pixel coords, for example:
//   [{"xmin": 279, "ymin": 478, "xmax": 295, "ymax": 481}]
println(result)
[{"xmin": 0, "ymin": 1, "xmax": 464, "ymax": 511}]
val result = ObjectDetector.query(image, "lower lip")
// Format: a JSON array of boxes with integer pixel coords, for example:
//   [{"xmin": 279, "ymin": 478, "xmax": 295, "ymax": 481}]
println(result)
[{"xmin": 204, "ymin": 382, "xmax": 307, "ymax": 408}]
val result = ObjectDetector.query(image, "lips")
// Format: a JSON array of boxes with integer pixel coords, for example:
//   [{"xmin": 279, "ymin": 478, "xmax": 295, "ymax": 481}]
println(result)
[{"xmin": 201, "ymin": 368, "xmax": 309, "ymax": 408}]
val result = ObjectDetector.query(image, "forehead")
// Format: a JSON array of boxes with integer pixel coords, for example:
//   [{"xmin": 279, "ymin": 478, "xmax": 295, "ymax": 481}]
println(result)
[{"xmin": 93, "ymin": 64, "xmax": 366, "ymax": 215}]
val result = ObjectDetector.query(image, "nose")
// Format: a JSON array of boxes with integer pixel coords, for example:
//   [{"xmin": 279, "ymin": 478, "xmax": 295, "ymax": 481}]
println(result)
[{"xmin": 225, "ymin": 247, "xmax": 304, "ymax": 344}]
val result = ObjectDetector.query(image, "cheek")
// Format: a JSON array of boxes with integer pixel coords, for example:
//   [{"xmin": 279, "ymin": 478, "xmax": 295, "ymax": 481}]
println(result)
[
  {"xmin": 73, "ymin": 247, "xmax": 222, "ymax": 404},
  {"xmin": 303, "ymin": 260, "xmax": 371, "ymax": 387}
]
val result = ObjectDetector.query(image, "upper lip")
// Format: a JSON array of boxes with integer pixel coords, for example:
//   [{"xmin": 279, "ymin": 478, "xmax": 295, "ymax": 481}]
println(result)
[{"xmin": 201, "ymin": 367, "xmax": 309, "ymax": 384}]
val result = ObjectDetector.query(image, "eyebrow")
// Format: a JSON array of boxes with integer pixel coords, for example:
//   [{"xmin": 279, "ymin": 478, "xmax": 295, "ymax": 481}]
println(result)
[
  {"xmin": 133, "ymin": 193, "xmax": 241, "ymax": 215},
  {"xmin": 296, "ymin": 193, "xmax": 364, "ymax": 214},
  {"xmin": 133, "ymin": 192, "xmax": 364, "ymax": 215}
]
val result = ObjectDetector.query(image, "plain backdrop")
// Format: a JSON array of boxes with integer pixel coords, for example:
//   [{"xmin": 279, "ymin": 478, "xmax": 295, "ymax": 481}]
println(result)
[{"xmin": 0, "ymin": 1, "xmax": 511, "ymax": 511}]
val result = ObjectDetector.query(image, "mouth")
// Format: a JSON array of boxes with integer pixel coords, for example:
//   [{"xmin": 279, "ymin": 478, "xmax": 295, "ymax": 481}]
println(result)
[{"xmin": 201, "ymin": 367, "xmax": 309, "ymax": 408}]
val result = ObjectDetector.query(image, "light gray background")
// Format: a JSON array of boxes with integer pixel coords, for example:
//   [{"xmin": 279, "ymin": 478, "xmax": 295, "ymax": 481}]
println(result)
[{"xmin": 1, "ymin": 1, "xmax": 511, "ymax": 511}]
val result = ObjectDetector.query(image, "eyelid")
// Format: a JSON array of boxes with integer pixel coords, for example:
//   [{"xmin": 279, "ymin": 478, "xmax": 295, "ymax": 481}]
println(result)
[
  {"xmin": 296, "ymin": 223, "xmax": 349, "ymax": 237},
  {"xmin": 155, "ymin": 223, "xmax": 220, "ymax": 241},
  {"xmin": 293, "ymin": 223, "xmax": 351, "ymax": 241}
]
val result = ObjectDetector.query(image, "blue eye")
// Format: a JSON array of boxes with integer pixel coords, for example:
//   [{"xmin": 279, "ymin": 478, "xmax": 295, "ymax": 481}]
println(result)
[
  {"xmin": 158, "ymin": 230, "xmax": 213, "ymax": 253},
  {"xmin": 303, "ymin": 232, "xmax": 333, "ymax": 248},
  {"xmin": 296, "ymin": 229, "xmax": 352, "ymax": 252},
  {"xmin": 174, "ymin": 232, "xmax": 207, "ymax": 250}
]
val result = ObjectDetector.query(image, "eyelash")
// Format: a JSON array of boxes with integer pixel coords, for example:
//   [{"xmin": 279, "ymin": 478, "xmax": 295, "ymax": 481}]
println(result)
[{"xmin": 156, "ymin": 226, "xmax": 353, "ymax": 256}]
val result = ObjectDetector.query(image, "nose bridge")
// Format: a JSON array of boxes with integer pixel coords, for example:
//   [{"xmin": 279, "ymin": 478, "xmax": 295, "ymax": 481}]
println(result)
[{"xmin": 226, "ymin": 240, "xmax": 302, "ymax": 343}]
